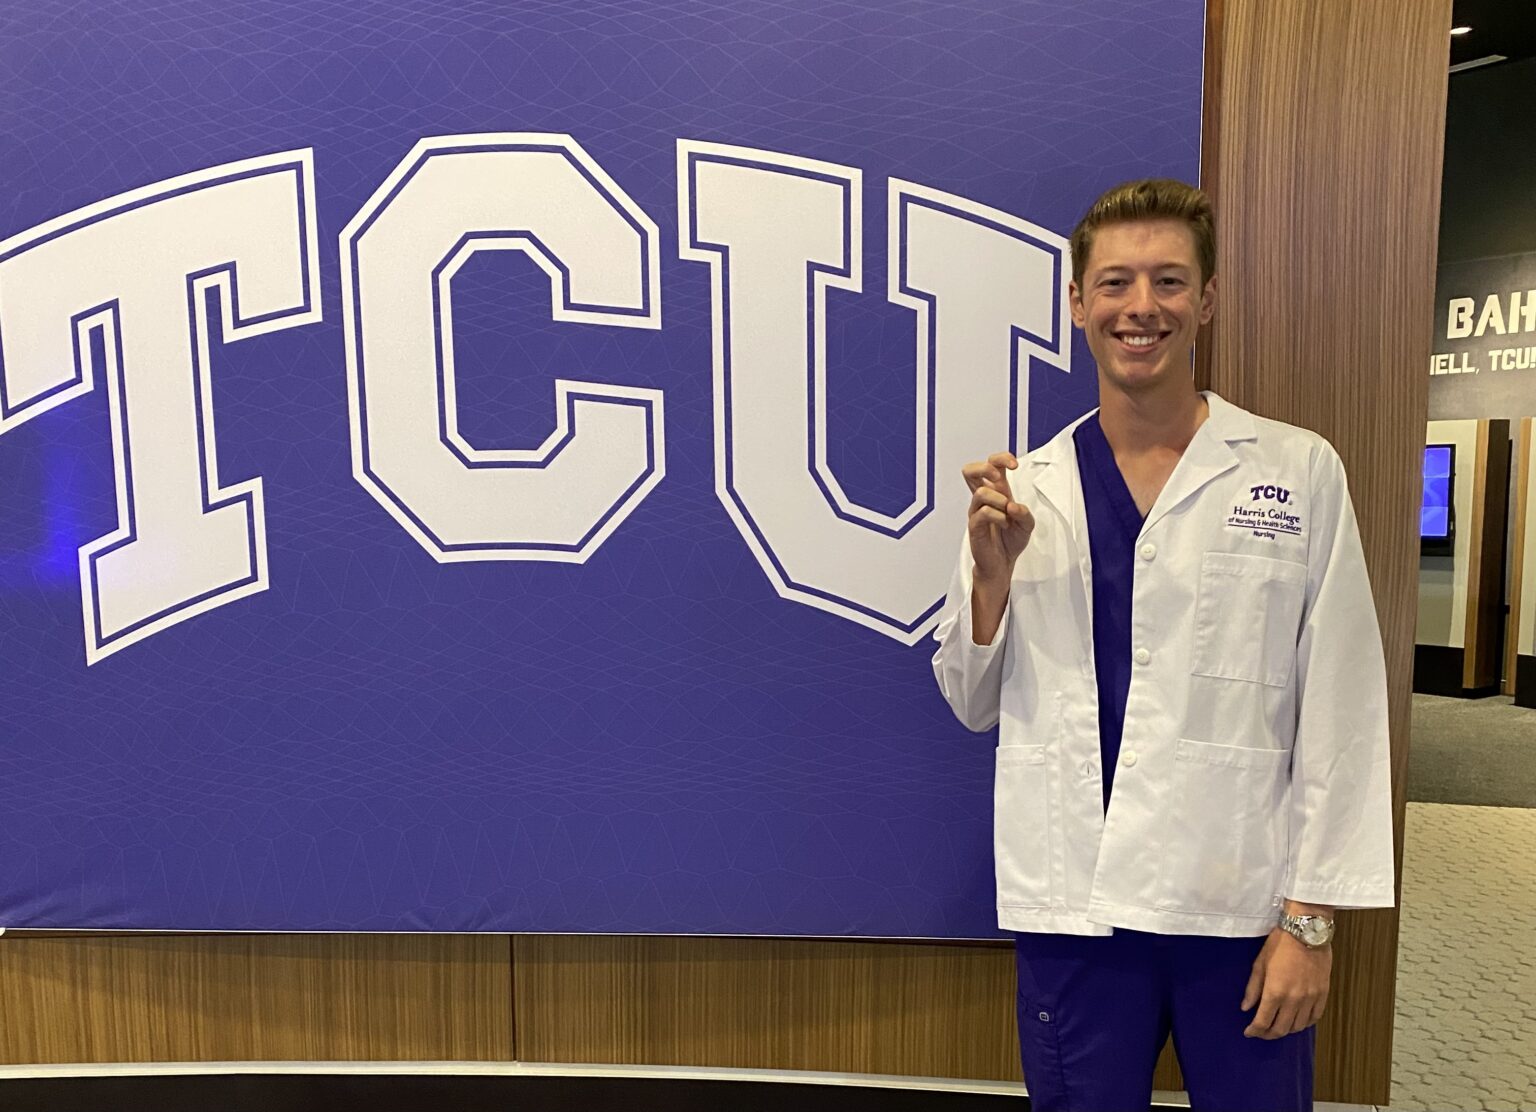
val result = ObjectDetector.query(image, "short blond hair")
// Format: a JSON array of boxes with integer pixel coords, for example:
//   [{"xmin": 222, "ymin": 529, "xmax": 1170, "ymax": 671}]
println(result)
[{"xmin": 1069, "ymin": 179, "xmax": 1215, "ymax": 288}]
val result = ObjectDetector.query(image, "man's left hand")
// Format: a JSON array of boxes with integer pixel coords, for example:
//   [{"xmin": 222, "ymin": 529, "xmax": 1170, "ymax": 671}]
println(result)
[{"xmin": 1241, "ymin": 927, "xmax": 1332, "ymax": 1039}]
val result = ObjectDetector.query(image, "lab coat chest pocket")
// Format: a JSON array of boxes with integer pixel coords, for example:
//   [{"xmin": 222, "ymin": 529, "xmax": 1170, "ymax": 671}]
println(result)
[
  {"xmin": 994, "ymin": 744, "xmax": 1051, "ymax": 909},
  {"xmin": 1190, "ymin": 552, "xmax": 1308, "ymax": 687},
  {"xmin": 1157, "ymin": 739, "xmax": 1289, "ymax": 916}
]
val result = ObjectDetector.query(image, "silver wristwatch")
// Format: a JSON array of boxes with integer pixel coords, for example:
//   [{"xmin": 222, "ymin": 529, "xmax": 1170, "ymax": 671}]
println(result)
[{"xmin": 1278, "ymin": 912, "xmax": 1335, "ymax": 949}]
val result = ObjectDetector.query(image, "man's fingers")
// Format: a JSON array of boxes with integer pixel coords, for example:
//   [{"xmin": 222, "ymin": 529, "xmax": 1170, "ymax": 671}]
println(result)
[
  {"xmin": 977, "ymin": 470, "xmax": 1014, "ymax": 500},
  {"xmin": 1244, "ymin": 993, "xmax": 1280, "ymax": 1039},
  {"xmin": 1249, "ymin": 994, "xmax": 1320, "ymax": 1040},
  {"xmin": 963, "ymin": 454, "xmax": 1019, "ymax": 496},
  {"xmin": 1268, "ymin": 998, "xmax": 1302, "ymax": 1040},
  {"xmin": 1240, "ymin": 961, "xmax": 1264, "ymax": 1012},
  {"xmin": 1258, "ymin": 992, "xmax": 1326, "ymax": 1039},
  {"xmin": 1007, "ymin": 505, "xmax": 1035, "ymax": 550},
  {"xmin": 971, "ymin": 488, "xmax": 1010, "ymax": 513},
  {"xmin": 1304, "ymin": 994, "xmax": 1328, "ymax": 1031},
  {"xmin": 972, "ymin": 491, "xmax": 1032, "ymax": 535}
]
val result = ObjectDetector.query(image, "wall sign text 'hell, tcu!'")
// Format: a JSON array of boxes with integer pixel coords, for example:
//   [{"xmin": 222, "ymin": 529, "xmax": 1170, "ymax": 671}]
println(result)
[{"xmin": 0, "ymin": 134, "xmax": 1072, "ymax": 665}]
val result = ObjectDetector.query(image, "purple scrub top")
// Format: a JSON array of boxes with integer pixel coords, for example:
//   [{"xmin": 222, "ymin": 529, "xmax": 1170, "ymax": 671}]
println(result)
[{"xmin": 1072, "ymin": 413, "xmax": 1145, "ymax": 809}]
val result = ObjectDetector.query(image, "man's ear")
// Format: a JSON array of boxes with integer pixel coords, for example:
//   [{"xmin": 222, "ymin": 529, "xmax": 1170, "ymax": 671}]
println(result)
[
  {"xmin": 1069, "ymin": 280, "xmax": 1086, "ymax": 328},
  {"xmin": 1199, "ymin": 275, "xmax": 1217, "ymax": 325}
]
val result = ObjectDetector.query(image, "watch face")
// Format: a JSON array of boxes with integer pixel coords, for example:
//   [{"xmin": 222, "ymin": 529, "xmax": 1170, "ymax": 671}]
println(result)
[{"xmin": 1300, "ymin": 918, "xmax": 1332, "ymax": 946}]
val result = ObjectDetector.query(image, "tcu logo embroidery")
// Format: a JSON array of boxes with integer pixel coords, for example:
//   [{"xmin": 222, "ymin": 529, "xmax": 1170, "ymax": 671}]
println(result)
[{"xmin": 1229, "ymin": 482, "xmax": 1303, "ymax": 540}]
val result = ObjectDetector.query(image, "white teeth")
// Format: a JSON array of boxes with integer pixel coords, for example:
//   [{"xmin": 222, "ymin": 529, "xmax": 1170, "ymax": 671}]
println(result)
[{"xmin": 1122, "ymin": 334, "xmax": 1159, "ymax": 347}]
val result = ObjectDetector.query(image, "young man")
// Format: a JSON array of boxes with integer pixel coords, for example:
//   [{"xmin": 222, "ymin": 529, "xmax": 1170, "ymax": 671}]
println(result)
[{"xmin": 931, "ymin": 180, "xmax": 1394, "ymax": 1112}]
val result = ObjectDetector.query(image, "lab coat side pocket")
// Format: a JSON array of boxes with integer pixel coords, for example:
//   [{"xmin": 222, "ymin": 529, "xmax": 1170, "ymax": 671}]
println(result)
[
  {"xmin": 1156, "ymin": 739, "xmax": 1288, "ymax": 918},
  {"xmin": 1190, "ymin": 552, "xmax": 1308, "ymax": 687},
  {"xmin": 994, "ymin": 744, "xmax": 1052, "ymax": 910}
]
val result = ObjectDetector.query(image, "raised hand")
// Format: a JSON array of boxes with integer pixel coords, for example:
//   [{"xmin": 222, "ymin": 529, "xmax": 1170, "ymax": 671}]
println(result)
[{"xmin": 962, "ymin": 451, "xmax": 1034, "ymax": 586}]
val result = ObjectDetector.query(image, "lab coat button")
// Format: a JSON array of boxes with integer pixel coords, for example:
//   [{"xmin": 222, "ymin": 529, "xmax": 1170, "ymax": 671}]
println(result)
[
  {"xmin": 1139, "ymin": 543, "xmax": 1157, "ymax": 561},
  {"xmin": 1134, "ymin": 647, "xmax": 1151, "ymax": 666},
  {"xmin": 1121, "ymin": 750, "xmax": 1138, "ymax": 768}
]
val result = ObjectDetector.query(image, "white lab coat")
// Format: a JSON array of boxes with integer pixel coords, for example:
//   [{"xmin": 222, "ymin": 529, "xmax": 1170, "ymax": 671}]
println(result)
[{"xmin": 932, "ymin": 392, "xmax": 1395, "ymax": 937}]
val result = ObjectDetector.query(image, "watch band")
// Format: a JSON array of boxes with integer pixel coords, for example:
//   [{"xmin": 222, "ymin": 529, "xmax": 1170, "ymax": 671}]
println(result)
[{"xmin": 1278, "ymin": 912, "xmax": 1335, "ymax": 948}]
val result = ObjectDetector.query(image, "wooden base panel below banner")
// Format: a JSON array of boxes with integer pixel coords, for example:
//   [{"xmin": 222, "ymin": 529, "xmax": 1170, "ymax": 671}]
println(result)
[{"xmin": 0, "ymin": 1064, "xmax": 1381, "ymax": 1112}]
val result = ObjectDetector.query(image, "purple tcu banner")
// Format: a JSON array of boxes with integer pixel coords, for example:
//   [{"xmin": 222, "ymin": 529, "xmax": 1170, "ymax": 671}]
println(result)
[{"xmin": 0, "ymin": 0, "xmax": 1203, "ymax": 935}]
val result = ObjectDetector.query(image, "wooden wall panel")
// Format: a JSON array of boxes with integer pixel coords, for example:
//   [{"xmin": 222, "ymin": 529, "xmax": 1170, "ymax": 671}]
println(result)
[
  {"xmin": 513, "ymin": 933, "xmax": 1189, "ymax": 1089},
  {"xmin": 1463, "ymin": 420, "xmax": 1512, "ymax": 690},
  {"xmin": 1464, "ymin": 421, "xmax": 1494, "ymax": 687},
  {"xmin": 0, "ymin": 933, "xmax": 512, "ymax": 1064},
  {"xmin": 1206, "ymin": 0, "xmax": 1449, "ymax": 1103},
  {"xmin": 1506, "ymin": 418, "xmax": 1533, "ymax": 693},
  {"xmin": 513, "ymin": 935, "xmax": 1019, "ymax": 1081}
]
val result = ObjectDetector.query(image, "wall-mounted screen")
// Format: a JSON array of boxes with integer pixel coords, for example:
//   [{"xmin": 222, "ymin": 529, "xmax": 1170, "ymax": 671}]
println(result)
[{"xmin": 1421, "ymin": 443, "xmax": 1455, "ymax": 556}]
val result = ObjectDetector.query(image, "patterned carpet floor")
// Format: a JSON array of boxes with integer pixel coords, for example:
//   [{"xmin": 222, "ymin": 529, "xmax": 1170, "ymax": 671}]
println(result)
[{"xmin": 1391, "ymin": 803, "xmax": 1536, "ymax": 1111}]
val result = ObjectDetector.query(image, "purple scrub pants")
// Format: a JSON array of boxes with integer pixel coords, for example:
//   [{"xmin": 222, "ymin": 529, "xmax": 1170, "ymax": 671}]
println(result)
[{"xmin": 1014, "ymin": 930, "xmax": 1315, "ymax": 1112}]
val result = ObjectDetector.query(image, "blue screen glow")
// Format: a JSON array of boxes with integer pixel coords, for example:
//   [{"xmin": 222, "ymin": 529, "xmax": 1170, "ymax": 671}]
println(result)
[{"xmin": 1421, "ymin": 444, "xmax": 1453, "ymax": 540}]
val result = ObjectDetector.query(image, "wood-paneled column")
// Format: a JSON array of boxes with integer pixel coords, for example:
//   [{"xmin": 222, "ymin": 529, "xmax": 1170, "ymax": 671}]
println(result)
[{"xmin": 1201, "ymin": 0, "xmax": 1450, "ymax": 1102}]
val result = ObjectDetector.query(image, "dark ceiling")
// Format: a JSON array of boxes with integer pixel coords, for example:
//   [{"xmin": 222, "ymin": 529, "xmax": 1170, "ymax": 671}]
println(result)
[{"xmin": 1450, "ymin": 0, "xmax": 1536, "ymax": 71}]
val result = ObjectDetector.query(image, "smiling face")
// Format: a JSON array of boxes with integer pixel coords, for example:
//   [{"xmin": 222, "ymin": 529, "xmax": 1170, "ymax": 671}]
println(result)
[{"xmin": 1069, "ymin": 218, "xmax": 1216, "ymax": 397}]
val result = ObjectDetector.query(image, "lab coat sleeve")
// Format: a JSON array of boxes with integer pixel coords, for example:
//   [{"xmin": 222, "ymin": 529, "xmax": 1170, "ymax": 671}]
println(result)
[
  {"xmin": 931, "ymin": 531, "xmax": 1011, "ymax": 733},
  {"xmin": 1283, "ymin": 443, "xmax": 1396, "ymax": 909}
]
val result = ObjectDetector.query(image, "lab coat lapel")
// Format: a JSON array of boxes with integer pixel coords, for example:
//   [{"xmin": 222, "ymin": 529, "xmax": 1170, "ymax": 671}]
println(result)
[
  {"xmin": 1025, "ymin": 416, "xmax": 1094, "ymax": 628},
  {"xmin": 1025, "ymin": 413, "xmax": 1093, "ymax": 550},
  {"xmin": 1141, "ymin": 392, "xmax": 1255, "ymax": 535},
  {"xmin": 1028, "ymin": 442, "xmax": 1078, "ymax": 544}
]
